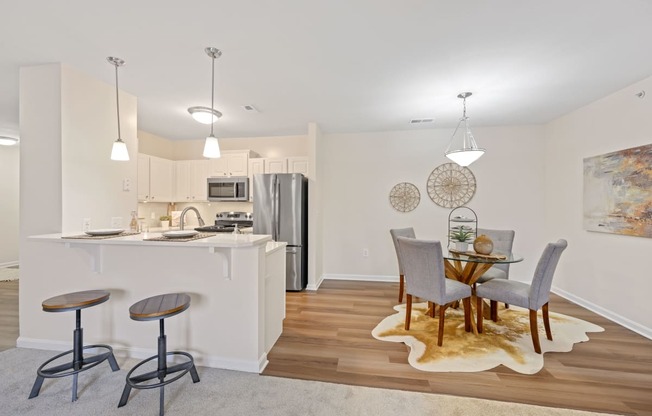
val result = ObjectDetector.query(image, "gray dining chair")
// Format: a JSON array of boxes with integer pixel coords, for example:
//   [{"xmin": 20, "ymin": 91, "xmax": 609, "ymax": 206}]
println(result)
[
  {"xmin": 474, "ymin": 228, "xmax": 516, "ymax": 284},
  {"xmin": 476, "ymin": 239, "xmax": 568, "ymax": 354},
  {"xmin": 390, "ymin": 228, "xmax": 416, "ymax": 303},
  {"xmin": 397, "ymin": 237, "xmax": 472, "ymax": 346}
]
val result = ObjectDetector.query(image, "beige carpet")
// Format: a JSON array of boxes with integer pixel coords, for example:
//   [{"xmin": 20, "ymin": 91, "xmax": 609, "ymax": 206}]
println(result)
[
  {"xmin": 0, "ymin": 348, "xmax": 621, "ymax": 415},
  {"xmin": 372, "ymin": 302, "xmax": 604, "ymax": 374}
]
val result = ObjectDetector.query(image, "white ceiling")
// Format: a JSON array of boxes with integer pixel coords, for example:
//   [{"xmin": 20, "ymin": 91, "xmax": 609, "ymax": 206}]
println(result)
[{"xmin": 2, "ymin": 0, "xmax": 652, "ymax": 141}]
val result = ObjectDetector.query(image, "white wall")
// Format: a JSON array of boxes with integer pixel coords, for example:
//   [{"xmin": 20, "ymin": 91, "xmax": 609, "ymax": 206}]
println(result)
[
  {"xmin": 320, "ymin": 126, "xmax": 547, "ymax": 281},
  {"xmin": 61, "ymin": 65, "xmax": 138, "ymax": 232},
  {"xmin": 544, "ymin": 75, "xmax": 652, "ymax": 337},
  {"xmin": 0, "ymin": 144, "xmax": 19, "ymax": 266}
]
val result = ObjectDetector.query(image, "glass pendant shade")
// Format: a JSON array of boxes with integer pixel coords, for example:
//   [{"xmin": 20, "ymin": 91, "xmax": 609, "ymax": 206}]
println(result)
[
  {"xmin": 111, "ymin": 139, "xmax": 130, "ymax": 161},
  {"xmin": 445, "ymin": 116, "xmax": 485, "ymax": 166},
  {"xmin": 203, "ymin": 134, "xmax": 221, "ymax": 158},
  {"xmin": 188, "ymin": 106, "xmax": 222, "ymax": 124}
]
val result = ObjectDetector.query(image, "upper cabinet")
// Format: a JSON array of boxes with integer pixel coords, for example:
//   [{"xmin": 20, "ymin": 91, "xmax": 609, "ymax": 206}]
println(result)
[
  {"xmin": 287, "ymin": 157, "xmax": 309, "ymax": 176},
  {"xmin": 264, "ymin": 158, "xmax": 287, "ymax": 174},
  {"xmin": 175, "ymin": 159, "xmax": 208, "ymax": 202},
  {"xmin": 208, "ymin": 150, "xmax": 258, "ymax": 177},
  {"xmin": 138, "ymin": 153, "xmax": 174, "ymax": 202}
]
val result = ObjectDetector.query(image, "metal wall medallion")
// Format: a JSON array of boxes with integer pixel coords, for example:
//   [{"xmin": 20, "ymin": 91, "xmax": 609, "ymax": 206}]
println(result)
[
  {"xmin": 427, "ymin": 163, "xmax": 476, "ymax": 208},
  {"xmin": 389, "ymin": 182, "xmax": 421, "ymax": 212}
]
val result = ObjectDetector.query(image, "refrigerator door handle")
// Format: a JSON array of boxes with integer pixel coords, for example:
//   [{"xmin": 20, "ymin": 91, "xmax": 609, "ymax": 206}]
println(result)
[
  {"xmin": 272, "ymin": 175, "xmax": 279, "ymax": 241},
  {"xmin": 273, "ymin": 175, "xmax": 281, "ymax": 241}
]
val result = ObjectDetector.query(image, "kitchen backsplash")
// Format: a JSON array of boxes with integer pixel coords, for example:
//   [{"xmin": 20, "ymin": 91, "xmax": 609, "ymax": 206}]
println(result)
[{"xmin": 138, "ymin": 201, "xmax": 253, "ymax": 228}]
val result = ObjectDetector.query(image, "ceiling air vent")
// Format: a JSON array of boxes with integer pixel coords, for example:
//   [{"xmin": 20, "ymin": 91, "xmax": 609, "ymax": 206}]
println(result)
[
  {"xmin": 410, "ymin": 118, "xmax": 434, "ymax": 124},
  {"xmin": 242, "ymin": 104, "xmax": 259, "ymax": 112}
]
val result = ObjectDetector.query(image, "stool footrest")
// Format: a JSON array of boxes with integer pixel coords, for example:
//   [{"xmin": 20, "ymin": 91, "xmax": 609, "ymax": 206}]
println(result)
[{"xmin": 29, "ymin": 344, "xmax": 119, "ymax": 401}]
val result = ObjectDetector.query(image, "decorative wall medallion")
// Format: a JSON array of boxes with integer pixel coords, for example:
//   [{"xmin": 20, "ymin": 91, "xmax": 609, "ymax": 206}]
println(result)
[
  {"xmin": 389, "ymin": 182, "xmax": 421, "ymax": 212},
  {"xmin": 427, "ymin": 163, "xmax": 476, "ymax": 208}
]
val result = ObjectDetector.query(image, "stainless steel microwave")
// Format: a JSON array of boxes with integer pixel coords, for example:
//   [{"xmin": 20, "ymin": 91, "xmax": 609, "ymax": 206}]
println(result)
[{"xmin": 207, "ymin": 177, "xmax": 249, "ymax": 201}]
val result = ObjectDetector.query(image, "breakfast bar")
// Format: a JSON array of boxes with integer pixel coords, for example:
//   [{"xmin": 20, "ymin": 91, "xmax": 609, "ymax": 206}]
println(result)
[{"xmin": 19, "ymin": 232, "xmax": 286, "ymax": 373}]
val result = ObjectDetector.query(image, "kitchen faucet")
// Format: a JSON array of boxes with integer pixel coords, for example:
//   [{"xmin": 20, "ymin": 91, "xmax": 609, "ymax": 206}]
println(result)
[{"xmin": 179, "ymin": 206, "xmax": 205, "ymax": 230}]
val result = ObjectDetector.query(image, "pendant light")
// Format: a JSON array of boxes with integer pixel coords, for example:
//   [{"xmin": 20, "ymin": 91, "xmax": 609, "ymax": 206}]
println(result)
[
  {"xmin": 445, "ymin": 92, "xmax": 485, "ymax": 166},
  {"xmin": 0, "ymin": 136, "xmax": 19, "ymax": 146},
  {"xmin": 201, "ymin": 47, "xmax": 222, "ymax": 159},
  {"xmin": 107, "ymin": 56, "xmax": 129, "ymax": 161}
]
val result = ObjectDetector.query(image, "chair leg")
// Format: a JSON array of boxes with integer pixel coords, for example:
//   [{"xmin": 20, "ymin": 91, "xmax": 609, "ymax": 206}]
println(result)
[
  {"xmin": 437, "ymin": 304, "xmax": 448, "ymax": 347},
  {"xmin": 490, "ymin": 300, "xmax": 498, "ymax": 322},
  {"xmin": 476, "ymin": 296, "xmax": 483, "ymax": 333},
  {"xmin": 529, "ymin": 309, "xmax": 542, "ymax": 354},
  {"xmin": 462, "ymin": 297, "xmax": 471, "ymax": 333},
  {"xmin": 398, "ymin": 274, "xmax": 404, "ymax": 303},
  {"xmin": 542, "ymin": 303, "xmax": 553, "ymax": 341},
  {"xmin": 404, "ymin": 294, "xmax": 412, "ymax": 330},
  {"xmin": 505, "ymin": 303, "xmax": 510, "ymax": 309}
]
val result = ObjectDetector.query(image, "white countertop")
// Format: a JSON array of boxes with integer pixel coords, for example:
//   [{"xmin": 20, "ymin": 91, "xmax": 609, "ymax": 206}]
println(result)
[
  {"xmin": 30, "ymin": 232, "xmax": 272, "ymax": 248},
  {"xmin": 265, "ymin": 241, "xmax": 287, "ymax": 254}
]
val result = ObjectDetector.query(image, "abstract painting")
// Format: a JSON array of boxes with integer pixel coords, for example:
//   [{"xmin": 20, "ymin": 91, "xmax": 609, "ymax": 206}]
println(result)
[{"xmin": 583, "ymin": 143, "xmax": 652, "ymax": 237}]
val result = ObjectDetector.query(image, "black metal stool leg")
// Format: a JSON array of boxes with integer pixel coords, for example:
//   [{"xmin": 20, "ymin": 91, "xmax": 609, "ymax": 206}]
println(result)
[
  {"xmin": 158, "ymin": 319, "xmax": 167, "ymax": 416},
  {"xmin": 118, "ymin": 383, "xmax": 132, "ymax": 408},
  {"xmin": 29, "ymin": 376, "xmax": 45, "ymax": 399}
]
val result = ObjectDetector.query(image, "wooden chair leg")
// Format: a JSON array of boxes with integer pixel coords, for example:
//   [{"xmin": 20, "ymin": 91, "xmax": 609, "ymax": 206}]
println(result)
[
  {"xmin": 430, "ymin": 302, "xmax": 436, "ymax": 318},
  {"xmin": 398, "ymin": 274, "xmax": 404, "ymax": 303},
  {"xmin": 490, "ymin": 300, "xmax": 498, "ymax": 322},
  {"xmin": 542, "ymin": 303, "xmax": 553, "ymax": 341},
  {"xmin": 437, "ymin": 304, "xmax": 448, "ymax": 346},
  {"xmin": 529, "ymin": 309, "xmax": 542, "ymax": 354},
  {"xmin": 505, "ymin": 303, "xmax": 510, "ymax": 309},
  {"xmin": 404, "ymin": 294, "xmax": 412, "ymax": 330},
  {"xmin": 476, "ymin": 296, "xmax": 483, "ymax": 333},
  {"xmin": 462, "ymin": 297, "xmax": 471, "ymax": 332}
]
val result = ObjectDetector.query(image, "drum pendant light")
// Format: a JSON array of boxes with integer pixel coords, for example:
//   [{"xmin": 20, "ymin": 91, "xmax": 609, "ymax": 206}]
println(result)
[
  {"xmin": 202, "ymin": 47, "xmax": 223, "ymax": 159},
  {"xmin": 107, "ymin": 56, "xmax": 129, "ymax": 161},
  {"xmin": 445, "ymin": 92, "xmax": 485, "ymax": 166}
]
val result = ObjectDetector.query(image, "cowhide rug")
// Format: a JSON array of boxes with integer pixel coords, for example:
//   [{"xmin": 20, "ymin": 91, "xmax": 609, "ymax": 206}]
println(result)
[{"xmin": 372, "ymin": 302, "xmax": 603, "ymax": 374}]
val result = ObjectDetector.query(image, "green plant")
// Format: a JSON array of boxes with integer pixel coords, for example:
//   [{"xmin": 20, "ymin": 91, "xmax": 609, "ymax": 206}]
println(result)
[
  {"xmin": 449, "ymin": 228, "xmax": 474, "ymax": 242},
  {"xmin": 160, "ymin": 215, "xmax": 171, "ymax": 222}
]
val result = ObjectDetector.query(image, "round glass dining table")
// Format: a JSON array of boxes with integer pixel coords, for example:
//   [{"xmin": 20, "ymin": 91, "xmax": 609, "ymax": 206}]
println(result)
[
  {"xmin": 442, "ymin": 250, "xmax": 523, "ymax": 334},
  {"xmin": 443, "ymin": 250, "xmax": 523, "ymax": 286}
]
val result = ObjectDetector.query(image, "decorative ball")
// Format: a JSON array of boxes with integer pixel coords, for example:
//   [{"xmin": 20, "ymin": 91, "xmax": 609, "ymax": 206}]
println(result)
[{"xmin": 473, "ymin": 234, "xmax": 493, "ymax": 255}]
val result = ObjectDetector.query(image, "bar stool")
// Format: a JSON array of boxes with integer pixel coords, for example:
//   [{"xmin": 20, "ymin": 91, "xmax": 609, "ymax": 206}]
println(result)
[
  {"xmin": 28, "ymin": 289, "xmax": 119, "ymax": 402},
  {"xmin": 118, "ymin": 293, "xmax": 200, "ymax": 416}
]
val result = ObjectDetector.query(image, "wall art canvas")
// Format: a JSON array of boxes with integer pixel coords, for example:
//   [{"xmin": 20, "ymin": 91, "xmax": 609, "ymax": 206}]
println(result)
[{"xmin": 583, "ymin": 143, "xmax": 652, "ymax": 238}]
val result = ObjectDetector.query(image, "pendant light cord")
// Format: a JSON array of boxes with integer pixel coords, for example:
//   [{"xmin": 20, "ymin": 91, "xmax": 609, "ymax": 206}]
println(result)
[
  {"xmin": 210, "ymin": 53, "xmax": 215, "ymax": 136},
  {"xmin": 114, "ymin": 63, "xmax": 122, "ymax": 142}
]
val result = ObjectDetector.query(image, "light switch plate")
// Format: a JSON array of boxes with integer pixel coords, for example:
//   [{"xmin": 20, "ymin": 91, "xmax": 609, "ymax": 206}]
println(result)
[
  {"xmin": 122, "ymin": 178, "xmax": 131, "ymax": 192},
  {"xmin": 82, "ymin": 218, "xmax": 91, "ymax": 232}
]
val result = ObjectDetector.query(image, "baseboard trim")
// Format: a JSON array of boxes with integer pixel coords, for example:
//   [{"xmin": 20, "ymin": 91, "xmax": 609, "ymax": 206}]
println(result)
[
  {"xmin": 323, "ymin": 274, "xmax": 398, "ymax": 283},
  {"xmin": 306, "ymin": 275, "xmax": 325, "ymax": 291},
  {"xmin": 552, "ymin": 286, "xmax": 652, "ymax": 340},
  {"xmin": 17, "ymin": 337, "xmax": 265, "ymax": 373}
]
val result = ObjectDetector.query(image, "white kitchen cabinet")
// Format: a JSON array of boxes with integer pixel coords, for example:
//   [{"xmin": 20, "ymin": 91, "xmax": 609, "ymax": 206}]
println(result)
[
  {"xmin": 248, "ymin": 158, "xmax": 265, "ymax": 202},
  {"xmin": 287, "ymin": 157, "xmax": 309, "ymax": 176},
  {"xmin": 176, "ymin": 160, "xmax": 208, "ymax": 202},
  {"xmin": 264, "ymin": 158, "xmax": 287, "ymax": 174},
  {"xmin": 208, "ymin": 151, "xmax": 254, "ymax": 177},
  {"xmin": 138, "ymin": 153, "xmax": 174, "ymax": 202}
]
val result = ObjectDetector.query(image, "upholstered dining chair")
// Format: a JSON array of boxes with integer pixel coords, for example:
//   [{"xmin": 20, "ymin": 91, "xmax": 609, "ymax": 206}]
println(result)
[
  {"xmin": 390, "ymin": 227, "xmax": 416, "ymax": 303},
  {"xmin": 474, "ymin": 228, "xmax": 516, "ymax": 284},
  {"xmin": 397, "ymin": 237, "xmax": 472, "ymax": 346},
  {"xmin": 476, "ymin": 239, "xmax": 568, "ymax": 354}
]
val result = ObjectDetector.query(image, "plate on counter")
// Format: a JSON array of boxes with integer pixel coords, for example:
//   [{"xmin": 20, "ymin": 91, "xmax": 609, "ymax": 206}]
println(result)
[
  {"xmin": 85, "ymin": 229, "xmax": 125, "ymax": 236},
  {"xmin": 162, "ymin": 230, "xmax": 199, "ymax": 239}
]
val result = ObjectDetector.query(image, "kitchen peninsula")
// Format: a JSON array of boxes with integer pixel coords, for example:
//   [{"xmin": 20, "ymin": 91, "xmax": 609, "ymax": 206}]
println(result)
[{"xmin": 19, "ymin": 232, "xmax": 286, "ymax": 373}]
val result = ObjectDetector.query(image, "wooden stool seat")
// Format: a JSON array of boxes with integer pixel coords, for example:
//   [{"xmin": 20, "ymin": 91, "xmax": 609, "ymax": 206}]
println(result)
[
  {"xmin": 29, "ymin": 289, "xmax": 119, "ymax": 402},
  {"xmin": 42, "ymin": 290, "xmax": 110, "ymax": 312},
  {"xmin": 119, "ymin": 292, "xmax": 199, "ymax": 416},
  {"xmin": 129, "ymin": 293, "xmax": 191, "ymax": 321}
]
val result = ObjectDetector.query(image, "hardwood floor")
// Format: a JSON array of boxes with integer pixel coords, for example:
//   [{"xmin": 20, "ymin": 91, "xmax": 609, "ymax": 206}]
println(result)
[
  {"xmin": 1, "ymin": 278, "xmax": 650, "ymax": 414},
  {"xmin": 263, "ymin": 280, "xmax": 652, "ymax": 416},
  {"xmin": 0, "ymin": 280, "xmax": 18, "ymax": 352}
]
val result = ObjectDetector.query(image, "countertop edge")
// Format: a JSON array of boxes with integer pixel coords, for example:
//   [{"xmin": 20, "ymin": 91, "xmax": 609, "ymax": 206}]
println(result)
[{"xmin": 29, "ymin": 233, "xmax": 272, "ymax": 248}]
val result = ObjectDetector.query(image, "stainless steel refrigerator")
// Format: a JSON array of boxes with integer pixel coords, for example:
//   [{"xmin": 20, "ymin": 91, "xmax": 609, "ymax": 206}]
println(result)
[{"xmin": 253, "ymin": 173, "xmax": 308, "ymax": 291}]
